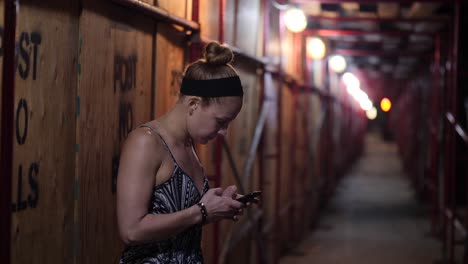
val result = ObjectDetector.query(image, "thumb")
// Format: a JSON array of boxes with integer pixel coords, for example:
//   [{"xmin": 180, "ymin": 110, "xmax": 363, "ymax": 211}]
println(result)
[{"xmin": 222, "ymin": 185, "xmax": 237, "ymax": 198}]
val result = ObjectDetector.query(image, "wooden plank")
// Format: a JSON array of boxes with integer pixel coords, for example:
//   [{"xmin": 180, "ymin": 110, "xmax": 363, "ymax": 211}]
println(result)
[
  {"xmin": 77, "ymin": 1, "xmax": 154, "ymax": 263},
  {"xmin": 154, "ymin": 23, "xmax": 186, "ymax": 117},
  {"xmin": 199, "ymin": 0, "xmax": 220, "ymax": 41},
  {"xmin": 261, "ymin": 74, "xmax": 280, "ymax": 263},
  {"xmin": 218, "ymin": 61, "xmax": 261, "ymax": 262},
  {"xmin": 156, "ymin": 0, "xmax": 190, "ymax": 20},
  {"xmin": 10, "ymin": 2, "xmax": 78, "ymax": 263},
  {"xmin": 280, "ymin": 85, "xmax": 293, "ymax": 250}
]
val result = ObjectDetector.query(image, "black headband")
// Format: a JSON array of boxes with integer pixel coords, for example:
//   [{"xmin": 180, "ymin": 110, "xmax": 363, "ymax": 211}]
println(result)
[{"xmin": 180, "ymin": 76, "xmax": 244, "ymax": 97}]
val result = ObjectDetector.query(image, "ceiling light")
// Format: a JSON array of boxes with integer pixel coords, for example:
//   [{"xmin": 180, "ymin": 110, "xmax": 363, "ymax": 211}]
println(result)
[
  {"xmin": 284, "ymin": 8, "xmax": 307, "ymax": 33},
  {"xmin": 329, "ymin": 55, "xmax": 347, "ymax": 73},
  {"xmin": 306, "ymin": 37, "xmax": 326, "ymax": 59}
]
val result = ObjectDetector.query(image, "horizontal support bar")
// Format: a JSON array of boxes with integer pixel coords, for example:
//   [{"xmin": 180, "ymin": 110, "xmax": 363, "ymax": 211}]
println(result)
[
  {"xmin": 307, "ymin": 15, "xmax": 449, "ymax": 24},
  {"xmin": 229, "ymin": 45, "xmax": 270, "ymax": 67},
  {"xmin": 304, "ymin": 29, "xmax": 433, "ymax": 37},
  {"xmin": 110, "ymin": 0, "xmax": 200, "ymax": 31},
  {"xmin": 334, "ymin": 48, "xmax": 430, "ymax": 56},
  {"xmin": 292, "ymin": 0, "xmax": 452, "ymax": 3}
]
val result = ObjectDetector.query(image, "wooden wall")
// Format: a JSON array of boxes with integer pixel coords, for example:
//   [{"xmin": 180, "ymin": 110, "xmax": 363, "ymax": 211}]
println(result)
[
  {"xmin": 77, "ymin": 1, "xmax": 155, "ymax": 263},
  {"xmin": 9, "ymin": 1, "xmax": 78, "ymax": 263}
]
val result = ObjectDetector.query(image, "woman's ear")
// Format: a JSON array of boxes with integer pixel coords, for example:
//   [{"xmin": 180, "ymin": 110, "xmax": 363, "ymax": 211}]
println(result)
[{"xmin": 187, "ymin": 96, "xmax": 202, "ymax": 115}]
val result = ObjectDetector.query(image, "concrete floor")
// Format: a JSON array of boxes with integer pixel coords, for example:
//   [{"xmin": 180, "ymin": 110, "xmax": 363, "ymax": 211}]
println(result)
[{"xmin": 280, "ymin": 133, "xmax": 441, "ymax": 264}]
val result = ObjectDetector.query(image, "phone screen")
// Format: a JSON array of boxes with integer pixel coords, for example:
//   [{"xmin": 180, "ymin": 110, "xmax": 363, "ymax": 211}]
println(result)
[{"xmin": 236, "ymin": 191, "xmax": 261, "ymax": 203}]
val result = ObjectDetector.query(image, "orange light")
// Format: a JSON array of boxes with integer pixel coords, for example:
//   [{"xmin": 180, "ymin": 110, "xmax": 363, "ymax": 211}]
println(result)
[{"xmin": 380, "ymin": 98, "xmax": 392, "ymax": 112}]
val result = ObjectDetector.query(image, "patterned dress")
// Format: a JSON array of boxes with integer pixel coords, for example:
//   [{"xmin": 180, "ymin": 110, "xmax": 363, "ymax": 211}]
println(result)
[{"xmin": 119, "ymin": 126, "xmax": 209, "ymax": 264}]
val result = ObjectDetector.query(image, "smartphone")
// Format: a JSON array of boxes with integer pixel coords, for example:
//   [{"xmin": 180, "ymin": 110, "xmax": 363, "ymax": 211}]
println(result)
[{"xmin": 236, "ymin": 191, "xmax": 262, "ymax": 204}]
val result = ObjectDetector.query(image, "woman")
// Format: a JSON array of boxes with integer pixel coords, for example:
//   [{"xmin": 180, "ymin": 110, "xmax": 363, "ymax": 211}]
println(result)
[{"xmin": 117, "ymin": 42, "xmax": 246, "ymax": 263}]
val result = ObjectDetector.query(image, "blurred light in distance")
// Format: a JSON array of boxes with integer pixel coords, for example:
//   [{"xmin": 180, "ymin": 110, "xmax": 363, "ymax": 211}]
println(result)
[
  {"xmin": 360, "ymin": 99, "xmax": 373, "ymax": 111},
  {"xmin": 354, "ymin": 89, "xmax": 369, "ymax": 102},
  {"xmin": 346, "ymin": 83, "xmax": 360, "ymax": 96},
  {"xmin": 284, "ymin": 8, "xmax": 307, "ymax": 33},
  {"xmin": 329, "ymin": 55, "xmax": 347, "ymax": 73},
  {"xmin": 366, "ymin": 107, "xmax": 378, "ymax": 120},
  {"xmin": 342, "ymin": 72, "xmax": 360, "ymax": 88},
  {"xmin": 380, "ymin": 97, "xmax": 392, "ymax": 112},
  {"xmin": 307, "ymin": 37, "xmax": 326, "ymax": 59}
]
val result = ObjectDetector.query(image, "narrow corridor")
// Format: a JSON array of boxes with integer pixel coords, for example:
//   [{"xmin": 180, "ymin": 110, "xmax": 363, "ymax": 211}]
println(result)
[{"xmin": 280, "ymin": 133, "xmax": 440, "ymax": 264}]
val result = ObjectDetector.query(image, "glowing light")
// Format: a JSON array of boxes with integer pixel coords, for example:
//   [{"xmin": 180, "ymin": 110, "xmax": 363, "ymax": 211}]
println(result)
[
  {"xmin": 307, "ymin": 37, "xmax": 326, "ymax": 59},
  {"xmin": 380, "ymin": 97, "xmax": 392, "ymax": 112},
  {"xmin": 284, "ymin": 8, "xmax": 307, "ymax": 33},
  {"xmin": 360, "ymin": 99, "xmax": 373, "ymax": 111},
  {"xmin": 346, "ymin": 84, "xmax": 360, "ymax": 96},
  {"xmin": 342, "ymin": 72, "xmax": 360, "ymax": 88},
  {"xmin": 329, "ymin": 55, "xmax": 347, "ymax": 73},
  {"xmin": 342, "ymin": 71, "xmax": 373, "ymax": 112},
  {"xmin": 366, "ymin": 107, "xmax": 378, "ymax": 120},
  {"xmin": 354, "ymin": 90, "xmax": 369, "ymax": 102}
]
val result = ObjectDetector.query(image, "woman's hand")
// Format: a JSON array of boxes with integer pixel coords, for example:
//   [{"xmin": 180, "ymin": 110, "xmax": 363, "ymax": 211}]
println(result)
[
  {"xmin": 222, "ymin": 185, "xmax": 245, "ymax": 221},
  {"xmin": 200, "ymin": 187, "xmax": 244, "ymax": 223}
]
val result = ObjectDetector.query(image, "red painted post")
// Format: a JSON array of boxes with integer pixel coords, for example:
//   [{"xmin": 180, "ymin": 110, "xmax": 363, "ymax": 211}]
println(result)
[
  {"xmin": 219, "ymin": 0, "xmax": 225, "ymax": 43},
  {"xmin": 0, "ymin": 1, "xmax": 17, "ymax": 263}
]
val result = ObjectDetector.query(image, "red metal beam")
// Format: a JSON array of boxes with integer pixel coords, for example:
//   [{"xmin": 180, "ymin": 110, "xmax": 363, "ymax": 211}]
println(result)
[
  {"xmin": 219, "ymin": 0, "xmax": 225, "ymax": 43},
  {"xmin": 307, "ymin": 15, "xmax": 449, "ymax": 24},
  {"xmin": 292, "ymin": 0, "xmax": 452, "ymax": 3},
  {"xmin": 304, "ymin": 29, "xmax": 433, "ymax": 37},
  {"xmin": 1, "ymin": 0, "xmax": 16, "ymax": 263},
  {"xmin": 333, "ymin": 48, "xmax": 430, "ymax": 56}
]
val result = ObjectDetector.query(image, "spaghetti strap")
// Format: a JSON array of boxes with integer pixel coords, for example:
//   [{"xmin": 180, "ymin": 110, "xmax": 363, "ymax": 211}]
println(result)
[{"xmin": 139, "ymin": 125, "xmax": 177, "ymax": 164}]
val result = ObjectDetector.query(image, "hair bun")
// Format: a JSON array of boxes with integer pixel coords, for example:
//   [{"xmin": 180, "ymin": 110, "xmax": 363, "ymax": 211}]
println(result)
[{"xmin": 203, "ymin": 42, "xmax": 234, "ymax": 65}]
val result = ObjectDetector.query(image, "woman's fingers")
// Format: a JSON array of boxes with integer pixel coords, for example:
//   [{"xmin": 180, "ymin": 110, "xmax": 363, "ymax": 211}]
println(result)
[{"xmin": 222, "ymin": 185, "xmax": 237, "ymax": 198}]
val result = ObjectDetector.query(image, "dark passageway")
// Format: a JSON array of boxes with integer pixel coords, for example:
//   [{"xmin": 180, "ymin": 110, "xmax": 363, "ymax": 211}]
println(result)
[{"xmin": 281, "ymin": 133, "xmax": 440, "ymax": 264}]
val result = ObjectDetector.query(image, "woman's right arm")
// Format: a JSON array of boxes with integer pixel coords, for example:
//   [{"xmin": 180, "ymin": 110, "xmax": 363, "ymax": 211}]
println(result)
[{"xmin": 116, "ymin": 129, "xmax": 243, "ymax": 246}]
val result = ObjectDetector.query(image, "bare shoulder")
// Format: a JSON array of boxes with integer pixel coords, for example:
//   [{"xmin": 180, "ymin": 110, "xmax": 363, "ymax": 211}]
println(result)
[
  {"xmin": 120, "ymin": 126, "xmax": 165, "ymax": 172},
  {"xmin": 124, "ymin": 126, "xmax": 164, "ymax": 151}
]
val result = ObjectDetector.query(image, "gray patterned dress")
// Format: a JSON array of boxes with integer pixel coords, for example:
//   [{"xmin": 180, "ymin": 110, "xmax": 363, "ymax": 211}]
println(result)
[{"xmin": 119, "ymin": 126, "xmax": 209, "ymax": 264}]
